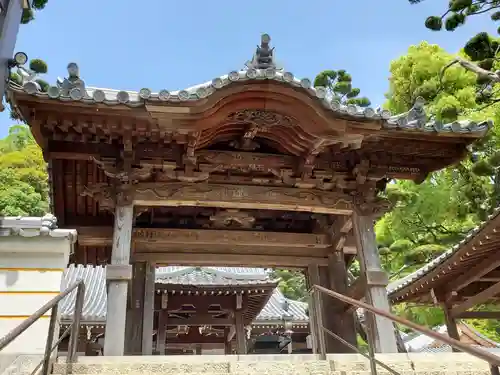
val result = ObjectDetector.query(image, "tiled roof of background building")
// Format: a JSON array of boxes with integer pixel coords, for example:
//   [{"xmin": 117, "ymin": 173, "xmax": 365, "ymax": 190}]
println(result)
[{"xmin": 60, "ymin": 265, "xmax": 306, "ymax": 323}]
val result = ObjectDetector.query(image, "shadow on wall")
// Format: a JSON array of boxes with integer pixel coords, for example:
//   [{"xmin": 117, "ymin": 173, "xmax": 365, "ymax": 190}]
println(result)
[{"xmin": 0, "ymin": 269, "xmax": 19, "ymax": 287}]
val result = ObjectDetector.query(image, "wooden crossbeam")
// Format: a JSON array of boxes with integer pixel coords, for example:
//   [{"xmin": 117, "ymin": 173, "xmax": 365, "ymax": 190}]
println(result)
[
  {"xmin": 136, "ymin": 252, "xmax": 327, "ymax": 268},
  {"xmin": 455, "ymin": 311, "xmax": 500, "ymax": 319},
  {"xmin": 167, "ymin": 316, "xmax": 233, "ymax": 326},
  {"xmin": 76, "ymin": 227, "xmax": 329, "ymax": 248},
  {"xmin": 451, "ymin": 281, "xmax": 500, "ymax": 317}
]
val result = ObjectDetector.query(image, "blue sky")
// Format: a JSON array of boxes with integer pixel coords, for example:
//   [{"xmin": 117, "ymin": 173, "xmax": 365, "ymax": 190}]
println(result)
[{"xmin": 0, "ymin": 0, "xmax": 495, "ymax": 136}]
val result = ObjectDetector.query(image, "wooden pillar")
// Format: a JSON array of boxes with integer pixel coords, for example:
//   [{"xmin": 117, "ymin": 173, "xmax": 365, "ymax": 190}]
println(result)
[
  {"xmin": 224, "ymin": 327, "xmax": 232, "ymax": 355},
  {"xmin": 195, "ymin": 344, "xmax": 202, "ymax": 355},
  {"xmin": 104, "ymin": 203, "xmax": 134, "ymax": 356},
  {"xmin": 326, "ymin": 252, "xmax": 357, "ymax": 352},
  {"xmin": 125, "ymin": 263, "xmax": 144, "ymax": 355},
  {"xmin": 234, "ymin": 294, "xmax": 246, "ymax": 354},
  {"xmin": 157, "ymin": 302, "xmax": 168, "ymax": 355},
  {"xmin": 142, "ymin": 262, "xmax": 155, "ymax": 355},
  {"xmin": 352, "ymin": 211, "xmax": 398, "ymax": 353},
  {"xmin": 443, "ymin": 304, "xmax": 460, "ymax": 352},
  {"xmin": 307, "ymin": 265, "xmax": 326, "ymax": 356}
]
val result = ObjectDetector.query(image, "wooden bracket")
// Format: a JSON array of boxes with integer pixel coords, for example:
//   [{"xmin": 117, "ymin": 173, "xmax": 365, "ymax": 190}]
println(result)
[
  {"xmin": 106, "ymin": 264, "xmax": 133, "ymax": 281},
  {"xmin": 161, "ymin": 293, "xmax": 168, "ymax": 309},
  {"xmin": 365, "ymin": 270, "xmax": 389, "ymax": 287}
]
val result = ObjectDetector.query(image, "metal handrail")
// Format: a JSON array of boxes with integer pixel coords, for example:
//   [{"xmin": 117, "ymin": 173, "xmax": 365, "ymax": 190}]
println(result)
[
  {"xmin": 310, "ymin": 284, "xmax": 500, "ymax": 375},
  {"xmin": 0, "ymin": 280, "xmax": 86, "ymax": 375}
]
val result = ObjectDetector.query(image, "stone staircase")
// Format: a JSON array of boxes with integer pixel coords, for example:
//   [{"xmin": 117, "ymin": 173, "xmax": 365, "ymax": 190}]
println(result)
[{"xmin": 49, "ymin": 353, "xmax": 497, "ymax": 375}]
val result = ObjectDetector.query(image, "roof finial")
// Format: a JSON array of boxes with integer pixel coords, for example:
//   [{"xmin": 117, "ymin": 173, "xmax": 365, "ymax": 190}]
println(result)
[
  {"xmin": 246, "ymin": 33, "xmax": 277, "ymax": 70},
  {"xmin": 56, "ymin": 62, "xmax": 86, "ymax": 98}
]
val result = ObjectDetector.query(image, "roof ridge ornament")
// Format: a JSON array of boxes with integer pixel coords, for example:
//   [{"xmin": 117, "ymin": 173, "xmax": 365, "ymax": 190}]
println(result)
[
  {"xmin": 56, "ymin": 62, "xmax": 86, "ymax": 99},
  {"xmin": 245, "ymin": 34, "xmax": 283, "ymax": 71},
  {"xmin": 387, "ymin": 96, "xmax": 428, "ymax": 129}
]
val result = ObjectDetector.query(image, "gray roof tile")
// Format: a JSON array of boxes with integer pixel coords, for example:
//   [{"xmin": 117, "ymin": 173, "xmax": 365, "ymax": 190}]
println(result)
[
  {"xmin": 0, "ymin": 214, "xmax": 76, "ymax": 240},
  {"xmin": 8, "ymin": 67, "xmax": 491, "ymax": 136},
  {"xmin": 156, "ymin": 266, "xmax": 273, "ymax": 286},
  {"xmin": 257, "ymin": 289, "xmax": 308, "ymax": 322},
  {"xmin": 388, "ymin": 206, "xmax": 500, "ymax": 297},
  {"xmin": 60, "ymin": 266, "xmax": 305, "ymax": 323}
]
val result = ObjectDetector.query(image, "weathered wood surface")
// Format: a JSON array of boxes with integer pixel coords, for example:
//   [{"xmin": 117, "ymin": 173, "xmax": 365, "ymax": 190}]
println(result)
[
  {"xmin": 104, "ymin": 204, "xmax": 133, "ymax": 356},
  {"xmin": 77, "ymin": 226, "xmax": 330, "ymax": 248},
  {"xmin": 124, "ymin": 262, "xmax": 146, "ymax": 355},
  {"xmin": 352, "ymin": 211, "xmax": 398, "ymax": 353},
  {"xmin": 134, "ymin": 252, "xmax": 327, "ymax": 268},
  {"xmin": 142, "ymin": 262, "xmax": 155, "ymax": 355},
  {"xmin": 75, "ymin": 226, "xmax": 356, "ymax": 266},
  {"xmin": 83, "ymin": 182, "xmax": 354, "ymax": 215}
]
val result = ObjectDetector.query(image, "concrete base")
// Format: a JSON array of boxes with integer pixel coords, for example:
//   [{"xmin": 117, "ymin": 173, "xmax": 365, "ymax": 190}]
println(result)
[{"xmin": 51, "ymin": 353, "xmax": 496, "ymax": 375}]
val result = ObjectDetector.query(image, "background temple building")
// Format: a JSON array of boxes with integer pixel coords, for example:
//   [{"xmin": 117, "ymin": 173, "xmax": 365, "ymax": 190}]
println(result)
[
  {"xmin": 388, "ymin": 207, "xmax": 500, "ymax": 348},
  {"xmin": 58, "ymin": 266, "xmax": 310, "ymax": 355}
]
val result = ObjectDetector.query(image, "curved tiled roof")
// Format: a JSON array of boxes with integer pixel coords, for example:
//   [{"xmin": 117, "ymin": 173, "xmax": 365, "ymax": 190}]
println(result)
[
  {"xmin": 0, "ymin": 214, "xmax": 76, "ymax": 240},
  {"xmin": 60, "ymin": 265, "xmax": 107, "ymax": 322},
  {"xmin": 156, "ymin": 266, "xmax": 272, "ymax": 285},
  {"xmin": 388, "ymin": 206, "xmax": 500, "ymax": 301},
  {"xmin": 8, "ymin": 32, "xmax": 492, "ymax": 138},
  {"xmin": 8, "ymin": 76, "xmax": 492, "ymax": 136},
  {"xmin": 59, "ymin": 265, "xmax": 303, "ymax": 323},
  {"xmin": 257, "ymin": 289, "xmax": 308, "ymax": 322}
]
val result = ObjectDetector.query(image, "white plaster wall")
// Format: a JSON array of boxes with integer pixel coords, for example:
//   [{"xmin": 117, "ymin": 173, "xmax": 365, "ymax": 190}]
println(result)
[{"xmin": 0, "ymin": 236, "xmax": 73, "ymax": 354}]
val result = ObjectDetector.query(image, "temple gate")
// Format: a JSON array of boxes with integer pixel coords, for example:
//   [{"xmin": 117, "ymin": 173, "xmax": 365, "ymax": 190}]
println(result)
[{"xmin": 6, "ymin": 34, "xmax": 489, "ymax": 356}]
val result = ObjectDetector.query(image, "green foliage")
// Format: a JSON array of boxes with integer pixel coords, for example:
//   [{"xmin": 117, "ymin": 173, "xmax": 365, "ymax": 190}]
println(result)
[
  {"xmin": 9, "ymin": 72, "xmax": 21, "ymax": 85},
  {"xmin": 270, "ymin": 269, "xmax": 307, "ymax": 301},
  {"xmin": 29, "ymin": 59, "xmax": 48, "ymax": 74},
  {"xmin": 411, "ymin": 1, "xmax": 500, "ymax": 107},
  {"xmin": 385, "ymin": 42, "xmax": 477, "ymax": 121},
  {"xmin": 417, "ymin": 0, "xmax": 498, "ymax": 33},
  {"xmin": 0, "ymin": 125, "xmax": 48, "ymax": 216},
  {"xmin": 22, "ymin": 0, "xmax": 48, "ymax": 24},
  {"xmin": 467, "ymin": 305, "xmax": 500, "ymax": 342},
  {"xmin": 382, "ymin": 40, "xmax": 500, "ymax": 342},
  {"xmin": 35, "ymin": 79, "xmax": 49, "ymax": 92},
  {"xmin": 314, "ymin": 69, "xmax": 371, "ymax": 107}
]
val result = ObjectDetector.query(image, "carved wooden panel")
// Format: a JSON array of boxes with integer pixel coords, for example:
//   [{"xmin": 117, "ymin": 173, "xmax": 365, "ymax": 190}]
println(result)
[
  {"xmin": 77, "ymin": 227, "xmax": 329, "ymax": 248},
  {"xmin": 133, "ymin": 183, "xmax": 352, "ymax": 215}
]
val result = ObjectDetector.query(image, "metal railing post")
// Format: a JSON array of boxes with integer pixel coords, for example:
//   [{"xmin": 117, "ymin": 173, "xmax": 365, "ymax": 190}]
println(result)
[
  {"xmin": 313, "ymin": 289, "xmax": 327, "ymax": 360},
  {"xmin": 0, "ymin": 280, "xmax": 85, "ymax": 375},
  {"xmin": 364, "ymin": 311, "xmax": 378, "ymax": 375},
  {"xmin": 67, "ymin": 282, "xmax": 85, "ymax": 365},
  {"xmin": 307, "ymin": 294, "xmax": 318, "ymax": 354},
  {"xmin": 312, "ymin": 284, "xmax": 500, "ymax": 367},
  {"xmin": 41, "ymin": 304, "xmax": 59, "ymax": 375}
]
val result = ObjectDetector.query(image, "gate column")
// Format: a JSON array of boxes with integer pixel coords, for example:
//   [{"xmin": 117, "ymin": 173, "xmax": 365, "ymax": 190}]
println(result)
[
  {"xmin": 352, "ymin": 210, "xmax": 397, "ymax": 353},
  {"xmin": 104, "ymin": 203, "xmax": 134, "ymax": 356}
]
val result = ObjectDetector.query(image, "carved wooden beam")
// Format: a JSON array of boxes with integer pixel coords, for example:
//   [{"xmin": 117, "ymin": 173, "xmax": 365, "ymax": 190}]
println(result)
[
  {"xmin": 83, "ymin": 182, "xmax": 353, "ymax": 215},
  {"xmin": 76, "ymin": 227, "xmax": 330, "ymax": 248},
  {"xmin": 47, "ymin": 141, "xmax": 441, "ymax": 183}
]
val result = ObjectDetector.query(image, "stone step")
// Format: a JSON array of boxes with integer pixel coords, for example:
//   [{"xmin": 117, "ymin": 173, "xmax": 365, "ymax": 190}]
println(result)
[
  {"xmin": 53, "ymin": 372, "xmax": 493, "ymax": 375},
  {"xmin": 51, "ymin": 353, "xmax": 496, "ymax": 375}
]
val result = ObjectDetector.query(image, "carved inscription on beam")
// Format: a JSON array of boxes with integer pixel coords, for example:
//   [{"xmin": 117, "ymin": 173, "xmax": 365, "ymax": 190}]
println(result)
[
  {"xmin": 84, "ymin": 183, "xmax": 353, "ymax": 215},
  {"xmin": 76, "ymin": 227, "xmax": 330, "ymax": 249}
]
